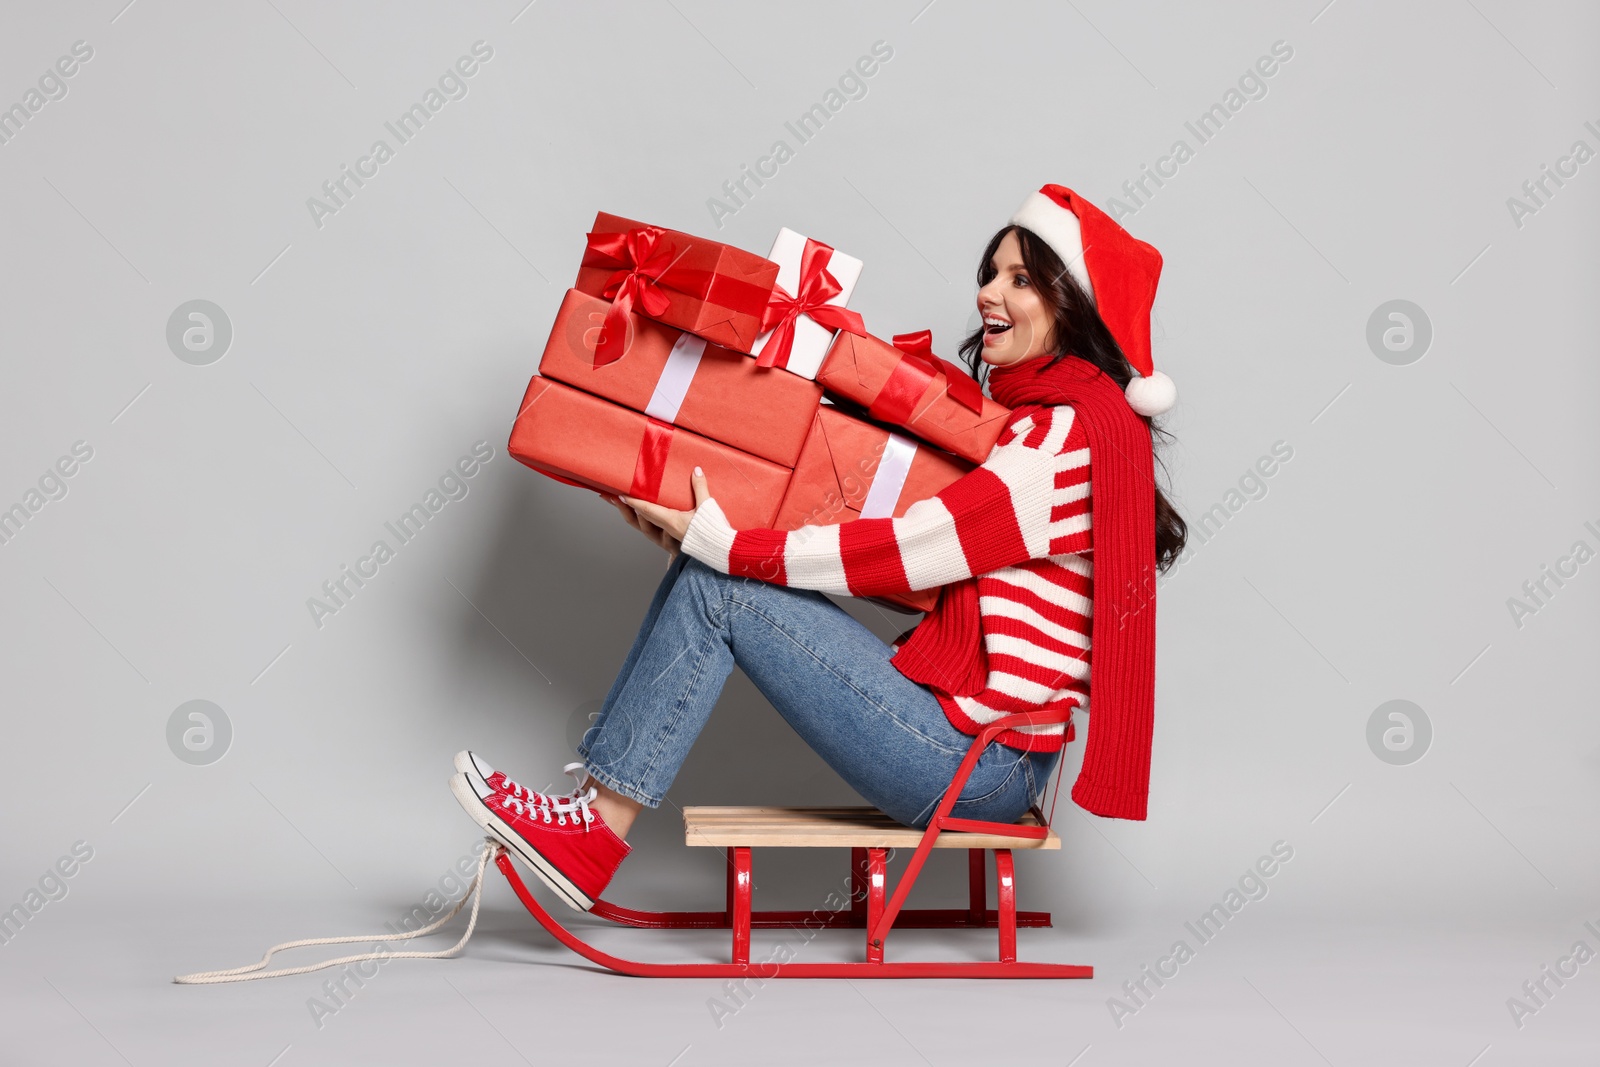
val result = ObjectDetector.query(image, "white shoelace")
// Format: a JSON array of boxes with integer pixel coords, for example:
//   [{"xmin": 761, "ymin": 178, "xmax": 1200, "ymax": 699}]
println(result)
[
  {"xmin": 173, "ymin": 838, "xmax": 503, "ymax": 985},
  {"xmin": 499, "ymin": 761, "xmax": 590, "ymax": 804},
  {"xmin": 497, "ymin": 784, "xmax": 598, "ymax": 829}
]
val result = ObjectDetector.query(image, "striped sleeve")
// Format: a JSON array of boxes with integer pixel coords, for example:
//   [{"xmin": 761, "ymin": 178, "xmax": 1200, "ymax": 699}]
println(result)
[{"xmin": 680, "ymin": 405, "xmax": 1092, "ymax": 597}]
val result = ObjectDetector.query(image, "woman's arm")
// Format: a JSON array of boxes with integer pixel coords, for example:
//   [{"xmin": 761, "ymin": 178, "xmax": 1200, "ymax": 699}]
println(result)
[{"xmin": 678, "ymin": 405, "xmax": 1092, "ymax": 598}]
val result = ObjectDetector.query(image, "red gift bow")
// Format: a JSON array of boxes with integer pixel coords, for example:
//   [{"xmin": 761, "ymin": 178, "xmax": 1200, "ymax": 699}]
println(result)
[
  {"xmin": 584, "ymin": 227, "xmax": 677, "ymax": 366},
  {"xmin": 866, "ymin": 329, "xmax": 986, "ymax": 421},
  {"xmin": 755, "ymin": 238, "xmax": 867, "ymax": 369}
]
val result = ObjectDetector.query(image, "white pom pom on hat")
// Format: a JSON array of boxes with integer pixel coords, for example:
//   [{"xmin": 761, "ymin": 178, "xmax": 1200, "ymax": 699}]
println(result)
[
  {"xmin": 1010, "ymin": 184, "xmax": 1174, "ymax": 417},
  {"xmin": 1124, "ymin": 369, "xmax": 1176, "ymax": 417}
]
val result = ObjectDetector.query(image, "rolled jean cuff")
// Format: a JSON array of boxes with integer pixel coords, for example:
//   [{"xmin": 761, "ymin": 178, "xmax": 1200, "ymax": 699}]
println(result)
[{"xmin": 580, "ymin": 760, "xmax": 663, "ymax": 810}]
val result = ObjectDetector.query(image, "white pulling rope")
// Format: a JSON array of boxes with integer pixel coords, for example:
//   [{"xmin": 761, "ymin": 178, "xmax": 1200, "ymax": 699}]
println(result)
[{"xmin": 173, "ymin": 838, "xmax": 505, "ymax": 985}]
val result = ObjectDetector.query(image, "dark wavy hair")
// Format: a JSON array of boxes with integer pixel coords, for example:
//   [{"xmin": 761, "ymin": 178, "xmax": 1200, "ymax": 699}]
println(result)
[{"xmin": 959, "ymin": 224, "xmax": 1188, "ymax": 572}]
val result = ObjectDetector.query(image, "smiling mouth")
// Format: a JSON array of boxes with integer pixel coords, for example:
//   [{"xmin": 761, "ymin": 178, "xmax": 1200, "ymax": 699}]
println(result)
[{"xmin": 983, "ymin": 316, "xmax": 1013, "ymax": 337}]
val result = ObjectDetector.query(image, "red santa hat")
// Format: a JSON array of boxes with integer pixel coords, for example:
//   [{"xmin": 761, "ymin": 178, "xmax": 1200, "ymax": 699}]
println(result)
[{"xmin": 1010, "ymin": 184, "xmax": 1175, "ymax": 417}]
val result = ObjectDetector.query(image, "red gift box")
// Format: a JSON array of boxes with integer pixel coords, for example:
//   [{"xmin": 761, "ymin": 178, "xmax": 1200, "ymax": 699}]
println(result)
[
  {"xmin": 775, "ymin": 405, "xmax": 973, "ymax": 614},
  {"xmin": 575, "ymin": 212, "xmax": 779, "ymax": 360},
  {"xmin": 508, "ymin": 376, "xmax": 791, "ymax": 530},
  {"xmin": 817, "ymin": 330, "xmax": 1010, "ymax": 464},
  {"xmin": 537, "ymin": 288, "xmax": 822, "ymax": 468}
]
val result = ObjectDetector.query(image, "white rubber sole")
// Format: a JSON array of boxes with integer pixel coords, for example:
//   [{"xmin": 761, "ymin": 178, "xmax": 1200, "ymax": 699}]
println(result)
[
  {"xmin": 453, "ymin": 751, "xmax": 493, "ymax": 796},
  {"xmin": 449, "ymin": 773, "xmax": 593, "ymax": 912}
]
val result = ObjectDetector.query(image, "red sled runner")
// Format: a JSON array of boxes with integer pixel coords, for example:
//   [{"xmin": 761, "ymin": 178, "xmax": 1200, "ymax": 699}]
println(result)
[{"xmin": 496, "ymin": 708, "xmax": 1093, "ymax": 979}]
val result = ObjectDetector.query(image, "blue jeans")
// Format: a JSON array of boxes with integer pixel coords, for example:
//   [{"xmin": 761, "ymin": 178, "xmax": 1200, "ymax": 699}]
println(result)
[{"xmin": 576, "ymin": 552, "xmax": 1061, "ymax": 829}]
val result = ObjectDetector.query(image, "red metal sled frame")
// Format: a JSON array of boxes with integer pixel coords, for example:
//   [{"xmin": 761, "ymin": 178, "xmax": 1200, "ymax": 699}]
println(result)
[{"xmin": 495, "ymin": 708, "xmax": 1092, "ymax": 978}]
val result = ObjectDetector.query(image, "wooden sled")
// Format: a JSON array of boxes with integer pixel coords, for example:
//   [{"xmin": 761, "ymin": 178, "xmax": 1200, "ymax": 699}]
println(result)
[{"xmin": 495, "ymin": 708, "xmax": 1093, "ymax": 978}]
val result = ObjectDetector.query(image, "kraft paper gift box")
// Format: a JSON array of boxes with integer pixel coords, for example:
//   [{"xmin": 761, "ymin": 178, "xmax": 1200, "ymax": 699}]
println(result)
[
  {"xmin": 574, "ymin": 212, "xmax": 780, "ymax": 358},
  {"xmin": 508, "ymin": 376, "xmax": 792, "ymax": 530},
  {"xmin": 817, "ymin": 329, "xmax": 1011, "ymax": 464},
  {"xmin": 537, "ymin": 288, "xmax": 822, "ymax": 468},
  {"xmin": 774, "ymin": 404, "xmax": 973, "ymax": 614},
  {"xmin": 749, "ymin": 228, "xmax": 866, "ymax": 380}
]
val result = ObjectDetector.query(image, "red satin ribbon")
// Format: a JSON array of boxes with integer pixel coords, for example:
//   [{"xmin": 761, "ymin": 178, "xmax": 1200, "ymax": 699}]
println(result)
[
  {"xmin": 628, "ymin": 417, "xmax": 675, "ymax": 500},
  {"xmin": 865, "ymin": 330, "xmax": 986, "ymax": 421},
  {"xmin": 756, "ymin": 238, "xmax": 866, "ymax": 369},
  {"xmin": 584, "ymin": 227, "xmax": 677, "ymax": 366}
]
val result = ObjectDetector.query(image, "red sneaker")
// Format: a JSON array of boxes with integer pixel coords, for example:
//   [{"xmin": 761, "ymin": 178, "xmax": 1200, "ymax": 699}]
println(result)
[
  {"xmin": 454, "ymin": 750, "xmax": 588, "ymax": 804},
  {"xmin": 450, "ymin": 771, "xmax": 630, "ymax": 911}
]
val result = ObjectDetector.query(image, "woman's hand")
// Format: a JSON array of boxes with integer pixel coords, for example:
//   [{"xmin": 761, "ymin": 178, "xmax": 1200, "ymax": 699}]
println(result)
[{"xmin": 601, "ymin": 467, "xmax": 713, "ymax": 557}]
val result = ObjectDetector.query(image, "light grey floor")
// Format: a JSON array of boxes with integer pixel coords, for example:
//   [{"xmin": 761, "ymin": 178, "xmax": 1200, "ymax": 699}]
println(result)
[{"xmin": 3, "ymin": 858, "xmax": 1596, "ymax": 1066}]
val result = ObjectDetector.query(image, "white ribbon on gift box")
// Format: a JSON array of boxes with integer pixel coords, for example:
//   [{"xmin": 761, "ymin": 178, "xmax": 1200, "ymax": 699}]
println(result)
[
  {"xmin": 859, "ymin": 432, "xmax": 917, "ymax": 519},
  {"xmin": 643, "ymin": 333, "xmax": 707, "ymax": 423}
]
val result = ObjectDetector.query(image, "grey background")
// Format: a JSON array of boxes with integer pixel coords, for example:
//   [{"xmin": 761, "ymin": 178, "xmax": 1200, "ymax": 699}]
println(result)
[{"xmin": 2, "ymin": 1, "xmax": 1597, "ymax": 1064}]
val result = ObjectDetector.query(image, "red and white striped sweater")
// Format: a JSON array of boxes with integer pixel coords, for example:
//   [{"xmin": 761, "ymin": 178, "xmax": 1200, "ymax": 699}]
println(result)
[{"xmin": 680, "ymin": 404, "xmax": 1092, "ymax": 753}]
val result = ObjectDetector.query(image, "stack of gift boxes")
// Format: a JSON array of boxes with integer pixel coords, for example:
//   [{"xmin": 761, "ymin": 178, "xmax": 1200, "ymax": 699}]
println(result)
[{"xmin": 508, "ymin": 212, "xmax": 1011, "ymax": 613}]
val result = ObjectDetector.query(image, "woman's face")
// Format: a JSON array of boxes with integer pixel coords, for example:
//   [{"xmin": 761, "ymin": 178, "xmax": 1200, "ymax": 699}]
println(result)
[{"xmin": 975, "ymin": 229, "xmax": 1056, "ymax": 367}]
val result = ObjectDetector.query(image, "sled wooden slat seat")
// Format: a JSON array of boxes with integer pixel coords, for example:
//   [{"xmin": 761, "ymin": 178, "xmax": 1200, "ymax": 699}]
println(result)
[{"xmin": 682, "ymin": 805, "xmax": 1060, "ymax": 850}]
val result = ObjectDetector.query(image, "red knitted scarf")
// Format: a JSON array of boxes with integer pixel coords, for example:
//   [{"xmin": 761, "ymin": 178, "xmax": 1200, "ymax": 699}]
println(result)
[{"xmin": 889, "ymin": 353, "xmax": 1158, "ymax": 787}]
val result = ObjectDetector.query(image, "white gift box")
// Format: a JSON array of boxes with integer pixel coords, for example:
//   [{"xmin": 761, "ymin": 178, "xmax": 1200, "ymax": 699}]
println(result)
[{"xmin": 751, "ymin": 227, "xmax": 864, "ymax": 379}]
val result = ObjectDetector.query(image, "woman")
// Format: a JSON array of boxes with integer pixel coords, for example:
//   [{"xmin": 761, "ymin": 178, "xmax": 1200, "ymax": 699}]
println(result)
[{"xmin": 451, "ymin": 185, "xmax": 1188, "ymax": 913}]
